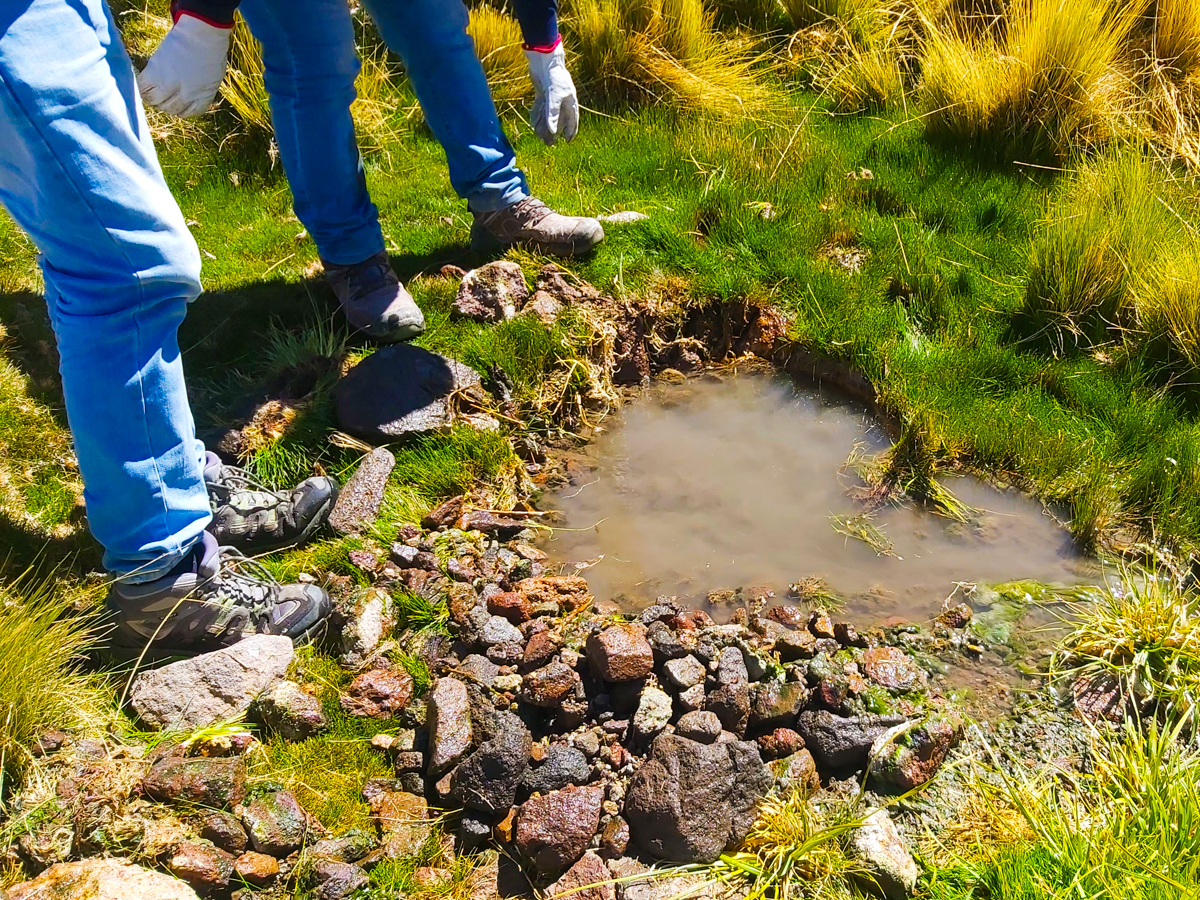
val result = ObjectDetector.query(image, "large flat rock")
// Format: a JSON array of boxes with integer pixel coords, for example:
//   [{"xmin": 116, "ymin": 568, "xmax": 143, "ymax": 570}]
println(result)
[
  {"xmin": 7, "ymin": 858, "xmax": 200, "ymax": 900},
  {"xmin": 334, "ymin": 344, "xmax": 482, "ymax": 443},
  {"xmin": 129, "ymin": 635, "xmax": 295, "ymax": 731}
]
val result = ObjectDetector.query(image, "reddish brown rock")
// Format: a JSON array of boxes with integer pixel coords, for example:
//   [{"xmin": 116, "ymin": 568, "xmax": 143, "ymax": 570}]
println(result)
[
  {"xmin": 460, "ymin": 509, "xmax": 529, "ymax": 539},
  {"xmin": 168, "ymin": 841, "xmax": 234, "ymax": 891},
  {"xmin": 545, "ymin": 851, "xmax": 616, "ymax": 900},
  {"xmin": 454, "ymin": 261, "xmax": 529, "ymax": 322},
  {"xmin": 757, "ymin": 728, "xmax": 805, "ymax": 760},
  {"xmin": 488, "ymin": 591, "xmax": 532, "ymax": 624},
  {"xmin": 423, "ymin": 495, "xmax": 465, "ymax": 529},
  {"xmin": 599, "ymin": 816, "xmax": 629, "ymax": 858},
  {"xmin": 869, "ymin": 715, "xmax": 963, "ymax": 791},
  {"xmin": 523, "ymin": 631, "xmax": 559, "ymax": 670},
  {"xmin": 775, "ymin": 628, "xmax": 817, "ymax": 661},
  {"xmin": 143, "ymin": 755, "xmax": 247, "ymax": 808},
  {"xmin": 340, "ymin": 668, "xmax": 414, "ymax": 718},
  {"xmin": 514, "ymin": 575, "xmax": 592, "ymax": 613},
  {"xmin": 771, "ymin": 748, "xmax": 820, "ymax": 795},
  {"xmin": 586, "ymin": 623, "xmax": 654, "ymax": 682},
  {"xmin": 767, "ymin": 605, "xmax": 808, "ymax": 628},
  {"xmin": 233, "ymin": 851, "xmax": 279, "ymax": 887},
  {"xmin": 372, "ymin": 790, "xmax": 432, "ymax": 859},
  {"xmin": 808, "ymin": 610, "xmax": 836, "ymax": 639},
  {"xmin": 521, "ymin": 662, "xmax": 577, "ymax": 707},
  {"xmin": 862, "ymin": 647, "xmax": 927, "ymax": 693},
  {"xmin": 515, "ymin": 784, "xmax": 604, "ymax": 878},
  {"xmin": 936, "ymin": 603, "xmax": 973, "ymax": 629},
  {"xmin": 198, "ymin": 810, "xmax": 248, "ymax": 855}
]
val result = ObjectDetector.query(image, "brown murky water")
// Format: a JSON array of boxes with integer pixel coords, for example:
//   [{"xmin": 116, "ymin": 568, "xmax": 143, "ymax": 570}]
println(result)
[{"xmin": 540, "ymin": 372, "xmax": 1100, "ymax": 625}]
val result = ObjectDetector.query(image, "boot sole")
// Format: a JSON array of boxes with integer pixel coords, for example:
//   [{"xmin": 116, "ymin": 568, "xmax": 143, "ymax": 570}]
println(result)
[
  {"xmin": 103, "ymin": 615, "xmax": 331, "ymax": 669},
  {"xmin": 470, "ymin": 223, "xmax": 605, "ymax": 258}
]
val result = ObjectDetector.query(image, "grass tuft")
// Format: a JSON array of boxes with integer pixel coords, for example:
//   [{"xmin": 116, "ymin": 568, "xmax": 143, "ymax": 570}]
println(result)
[
  {"xmin": 469, "ymin": 5, "xmax": 532, "ymax": 111},
  {"xmin": 1154, "ymin": 0, "xmax": 1200, "ymax": 78}
]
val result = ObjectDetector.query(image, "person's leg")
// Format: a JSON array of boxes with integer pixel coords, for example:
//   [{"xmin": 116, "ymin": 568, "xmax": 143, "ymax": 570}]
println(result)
[
  {"xmin": 360, "ymin": 0, "xmax": 530, "ymax": 212},
  {"xmin": 238, "ymin": 0, "xmax": 382, "ymax": 266},
  {"xmin": 0, "ymin": 0, "xmax": 210, "ymax": 582}
]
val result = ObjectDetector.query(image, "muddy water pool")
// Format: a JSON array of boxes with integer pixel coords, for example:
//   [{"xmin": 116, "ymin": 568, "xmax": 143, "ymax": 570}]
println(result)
[{"xmin": 540, "ymin": 372, "xmax": 1101, "ymax": 626}]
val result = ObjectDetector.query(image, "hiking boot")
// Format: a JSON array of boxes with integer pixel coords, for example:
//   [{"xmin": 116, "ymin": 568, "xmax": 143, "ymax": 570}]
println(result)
[
  {"xmin": 107, "ymin": 531, "xmax": 331, "ymax": 658},
  {"xmin": 471, "ymin": 196, "xmax": 604, "ymax": 257},
  {"xmin": 204, "ymin": 452, "xmax": 338, "ymax": 554},
  {"xmin": 323, "ymin": 251, "xmax": 425, "ymax": 342}
]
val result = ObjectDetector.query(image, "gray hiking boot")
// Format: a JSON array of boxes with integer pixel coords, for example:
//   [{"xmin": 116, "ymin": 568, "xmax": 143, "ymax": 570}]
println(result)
[
  {"xmin": 106, "ymin": 531, "xmax": 331, "ymax": 659},
  {"xmin": 323, "ymin": 251, "xmax": 425, "ymax": 342},
  {"xmin": 471, "ymin": 196, "xmax": 604, "ymax": 257},
  {"xmin": 204, "ymin": 452, "xmax": 337, "ymax": 554}
]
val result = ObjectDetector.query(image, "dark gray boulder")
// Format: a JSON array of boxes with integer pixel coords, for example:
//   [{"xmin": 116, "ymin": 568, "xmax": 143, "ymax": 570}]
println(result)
[
  {"xmin": 795, "ymin": 710, "xmax": 907, "ymax": 772},
  {"xmin": 450, "ymin": 722, "xmax": 532, "ymax": 814}
]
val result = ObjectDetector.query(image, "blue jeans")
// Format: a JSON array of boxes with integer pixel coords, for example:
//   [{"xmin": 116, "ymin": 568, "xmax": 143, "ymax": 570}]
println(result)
[
  {"xmin": 0, "ymin": 0, "xmax": 211, "ymax": 581},
  {"xmin": 240, "ymin": 0, "xmax": 530, "ymax": 265}
]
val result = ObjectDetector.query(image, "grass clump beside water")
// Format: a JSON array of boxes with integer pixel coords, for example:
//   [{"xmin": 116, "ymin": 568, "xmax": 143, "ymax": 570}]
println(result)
[{"xmin": 927, "ymin": 716, "xmax": 1200, "ymax": 899}]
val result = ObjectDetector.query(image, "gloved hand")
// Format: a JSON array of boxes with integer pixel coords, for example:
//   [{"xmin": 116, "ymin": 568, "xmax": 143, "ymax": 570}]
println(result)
[
  {"xmin": 138, "ymin": 13, "xmax": 233, "ymax": 118},
  {"xmin": 524, "ymin": 40, "xmax": 579, "ymax": 146}
]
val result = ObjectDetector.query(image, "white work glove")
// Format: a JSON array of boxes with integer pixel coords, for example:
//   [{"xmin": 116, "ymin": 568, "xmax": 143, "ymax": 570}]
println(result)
[
  {"xmin": 138, "ymin": 13, "xmax": 233, "ymax": 118},
  {"xmin": 524, "ymin": 41, "xmax": 579, "ymax": 146}
]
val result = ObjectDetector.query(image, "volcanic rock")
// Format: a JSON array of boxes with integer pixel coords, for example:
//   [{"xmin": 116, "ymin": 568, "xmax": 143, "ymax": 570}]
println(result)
[
  {"xmin": 705, "ymin": 647, "xmax": 751, "ymax": 735},
  {"xmin": 756, "ymin": 728, "xmax": 804, "ymax": 760},
  {"xmin": 253, "ymin": 680, "xmax": 328, "ymax": 741},
  {"xmin": 309, "ymin": 859, "xmax": 369, "ymax": 900},
  {"xmin": 371, "ymin": 790, "xmax": 431, "ymax": 858},
  {"xmin": 168, "ymin": 841, "xmax": 234, "ymax": 891},
  {"xmin": 862, "ymin": 647, "xmax": 927, "ymax": 693},
  {"xmin": 480, "ymin": 615, "xmax": 524, "ymax": 647},
  {"xmin": 514, "ymin": 575, "xmax": 592, "ymax": 614},
  {"xmin": 454, "ymin": 261, "xmax": 529, "ymax": 322},
  {"xmin": 796, "ymin": 710, "xmax": 907, "ymax": 772},
  {"xmin": 515, "ymin": 784, "xmax": 605, "ymax": 879},
  {"xmin": 588, "ymin": 623, "xmax": 654, "ymax": 683},
  {"xmin": 675, "ymin": 710, "xmax": 722, "ymax": 744},
  {"xmin": 328, "ymin": 447, "xmax": 395, "ymax": 535},
  {"xmin": 340, "ymin": 668, "xmax": 414, "ymax": 719},
  {"xmin": 771, "ymin": 748, "xmax": 820, "ymax": 794},
  {"xmin": 129, "ymin": 635, "xmax": 294, "ymax": 731},
  {"xmin": 848, "ymin": 809, "xmax": 919, "ymax": 900},
  {"xmin": 451, "ymin": 725, "xmax": 532, "ymax": 814},
  {"xmin": 523, "ymin": 744, "xmax": 591, "ymax": 795},
  {"xmin": 624, "ymin": 733, "xmax": 772, "ymax": 863},
  {"xmin": 337, "ymin": 588, "xmax": 395, "ymax": 668},
  {"xmin": 428, "ymin": 677, "xmax": 474, "ymax": 775},
  {"xmin": 241, "ymin": 790, "xmax": 307, "ymax": 856},
  {"xmin": 143, "ymin": 754, "xmax": 247, "ymax": 808},
  {"xmin": 868, "ymin": 714, "xmax": 962, "ymax": 791},
  {"xmin": 546, "ymin": 851, "xmax": 615, "ymax": 900},
  {"xmin": 335, "ymin": 343, "xmax": 483, "ymax": 442},
  {"xmin": 7, "ymin": 859, "xmax": 201, "ymax": 900},
  {"xmin": 749, "ymin": 679, "xmax": 809, "ymax": 731},
  {"xmin": 523, "ymin": 631, "xmax": 559, "ymax": 670},
  {"xmin": 198, "ymin": 810, "xmax": 249, "ymax": 855},
  {"xmin": 521, "ymin": 662, "xmax": 577, "ymax": 707},
  {"xmin": 523, "ymin": 291, "xmax": 564, "ymax": 325},
  {"xmin": 423, "ymin": 495, "xmax": 464, "ymax": 529},
  {"xmin": 662, "ymin": 655, "xmax": 706, "ymax": 690},
  {"xmin": 632, "ymin": 685, "xmax": 673, "ymax": 739},
  {"xmin": 233, "ymin": 851, "xmax": 279, "ymax": 887},
  {"xmin": 488, "ymin": 591, "xmax": 532, "ymax": 623}
]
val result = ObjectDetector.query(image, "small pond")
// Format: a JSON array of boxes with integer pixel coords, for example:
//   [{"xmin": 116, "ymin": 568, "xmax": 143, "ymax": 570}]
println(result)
[{"xmin": 540, "ymin": 371, "xmax": 1101, "ymax": 625}]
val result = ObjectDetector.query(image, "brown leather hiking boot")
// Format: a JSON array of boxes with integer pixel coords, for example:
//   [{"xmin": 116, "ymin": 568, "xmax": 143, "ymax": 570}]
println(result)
[{"xmin": 471, "ymin": 196, "xmax": 604, "ymax": 257}]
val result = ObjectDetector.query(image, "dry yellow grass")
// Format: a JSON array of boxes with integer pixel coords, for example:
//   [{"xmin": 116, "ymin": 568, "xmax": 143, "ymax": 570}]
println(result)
[
  {"xmin": 468, "ymin": 5, "xmax": 533, "ymax": 111},
  {"xmin": 1154, "ymin": 0, "xmax": 1200, "ymax": 78}
]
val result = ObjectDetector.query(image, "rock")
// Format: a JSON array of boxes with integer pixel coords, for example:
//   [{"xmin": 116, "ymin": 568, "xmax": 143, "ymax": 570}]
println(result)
[
  {"xmin": 198, "ymin": 810, "xmax": 249, "ymax": 854},
  {"xmin": 488, "ymin": 591, "xmax": 532, "ymax": 624},
  {"xmin": 587, "ymin": 623, "xmax": 654, "ymax": 682},
  {"xmin": 307, "ymin": 830, "xmax": 379, "ymax": 863},
  {"xmin": 796, "ymin": 710, "xmax": 907, "ymax": 772},
  {"xmin": 678, "ymin": 683, "xmax": 706, "ymax": 712},
  {"xmin": 337, "ymin": 588, "xmax": 395, "ymax": 668},
  {"xmin": 460, "ymin": 509, "xmax": 528, "ymax": 539},
  {"xmin": 371, "ymin": 791, "xmax": 431, "ymax": 858},
  {"xmin": 340, "ymin": 669, "xmax": 414, "ymax": 719},
  {"xmin": 675, "ymin": 710, "xmax": 722, "ymax": 744},
  {"xmin": 935, "ymin": 603, "xmax": 973, "ymax": 629},
  {"xmin": 767, "ymin": 605, "xmax": 808, "ymax": 627},
  {"xmin": 749, "ymin": 679, "xmax": 809, "ymax": 731},
  {"xmin": 599, "ymin": 816, "xmax": 630, "ymax": 858},
  {"xmin": 427, "ymin": 677, "xmax": 474, "ymax": 775},
  {"xmin": 328, "ymin": 447, "xmax": 395, "ymax": 535},
  {"xmin": 480, "ymin": 615, "xmax": 524, "ymax": 646},
  {"xmin": 809, "ymin": 610, "xmax": 836, "ymax": 639},
  {"xmin": 168, "ymin": 841, "xmax": 234, "ymax": 891},
  {"xmin": 233, "ymin": 851, "xmax": 279, "ymax": 887},
  {"xmin": 253, "ymin": 680, "xmax": 328, "ymax": 741},
  {"xmin": 458, "ymin": 654, "xmax": 501, "ymax": 688},
  {"xmin": 624, "ymin": 733, "xmax": 772, "ymax": 863},
  {"xmin": 143, "ymin": 755, "xmax": 247, "ymax": 808},
  {"xmin": 456, "ymin": 814, "xmax": 493, "ymax": 852},
  {"xmin": 546, "ymin": 852, "xmax": 615, "ymax": 900},
  {"xmin": 309, "ymin": 859, "xmax": 369, "ymax": 900},
  {"xmin": 335, "ymin": 344, "xmax": 483, "ymax": 442},
  {"xmin": 705, "ymin": 647, "xmax": 751, "ymax": 735},
  {"xmin": 521, "ymin": 662, "xmax": 577, "ymax": 707},
  {"xmin": 662, "ymin": 656, "xmax": 706, "ymax": 690},
  {"xmin": 452, "ymin": 725, "xmax": 532, "ymax": 814},
  {"xmin": 523, "ymin": 744, "xmax": 591, "ymax": 795},
  {"xmin": 834, "ymin": 622, "xmax": 864, "ymax": 647},
  {"xmin": 241, "ymin": 790, "xmax": 307, "ymax": 856},
  {"xmin": 775, "ymin": 629, "xmax": 817, "ymax": 661},
  {"xmin": 423, "ymin": 495, "xmax": 465, "ymax": 529},
  {"xmin": 598, "ymin": 210, "xmax": 649, "ymax": 224},
  {"xmin": 771, "ymin": 748, "xmax": 820, "ymax": 794},
  {"xmin": 848, "ymin": 809, "xmax": 919, "ymax": 900},
  {"xmin": 868, "ymin": 715, "xmax": 962, "ymax": 791},
  {"xmin": 454, "ymin": 261, "xmax": 529, "ymax": 322},
  {"xmin": 523, "ymin": 631, "xmax": 559, "ymax": 670},
  {"xmin": 646, "ymin": 620, "xmax": 687, "ymax": 662},
  {"xmin": 607, "ymin": 856, "xmax": 721, "ymax": 900},
  {"xmin": 862, "ymin": 647, "xmax": 927, "ymax": 693},
  {"xmin": 7, "ymin": 859, "xmax": 200, "ymax": 900},
  {"xmin": 130, "ymin": 635, "xmax": 295, "ymax": 731},
  {"xmin": 515, "ymin": 784, "xmax": 605, "ymax": 879},
  {"xmin": 757, "ymin": 728, "xmax": 804, "ymax": 760},
  {"xmin": 632, "ymin": 686, "xmax": 673, "ymax": 739},
  {"xmin": 514, "ymin": 576, "xmax": 592, "ymax": 614},
  {"xmin": 523, "ymin": 291, "xmax": 564, "ymax": 325}
]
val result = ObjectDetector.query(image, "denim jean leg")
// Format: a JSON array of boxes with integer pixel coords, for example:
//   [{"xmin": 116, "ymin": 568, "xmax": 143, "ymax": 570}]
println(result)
[
  {"xmin": 0, "ymin": 0, "xmax": 211, "ymax": 581},
  {"xmin": 240, "ymin": 0, "xmax": 386, "ymax": 266},
  {"xmin": 362, "ymin": 0, "xmax": 530, "ymax": 212}
]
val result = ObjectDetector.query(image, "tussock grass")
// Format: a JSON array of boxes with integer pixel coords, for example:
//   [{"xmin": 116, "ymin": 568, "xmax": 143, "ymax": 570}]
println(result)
[
  {"xmin": 0, "ymin": 574, "xmax": 107, "ymax": 793},
  {"xmin": 1154, "ymin": 0, "xmax": 1200, "ymax": 78},
  {"xmin": 566, "ymin": 0, "xmax": 775, "ymax": 115},
  {"xmin": 468, "ymin": 5, "xmax": 532, "ymax": 111},
  {"xmin": 1051, "ymin": 566, "xmax": 1200, "ymax": 723},
  {"xmin": 927, "ymin": 717, "xmax": 1200, "ymax": 898},
  {"xmin": 921, "ymin": 0, "xmax": 1139, "ymax": 165}
]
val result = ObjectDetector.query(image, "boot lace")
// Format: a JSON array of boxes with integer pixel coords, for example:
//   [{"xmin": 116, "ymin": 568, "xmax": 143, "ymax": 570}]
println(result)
[
  {"xmin": 208, "ymin": 463, "xmax": 288, "ymax": 514},
  {"xmin": 204, "ymin": 548, "xmax": 280, "ymax": 633}
]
